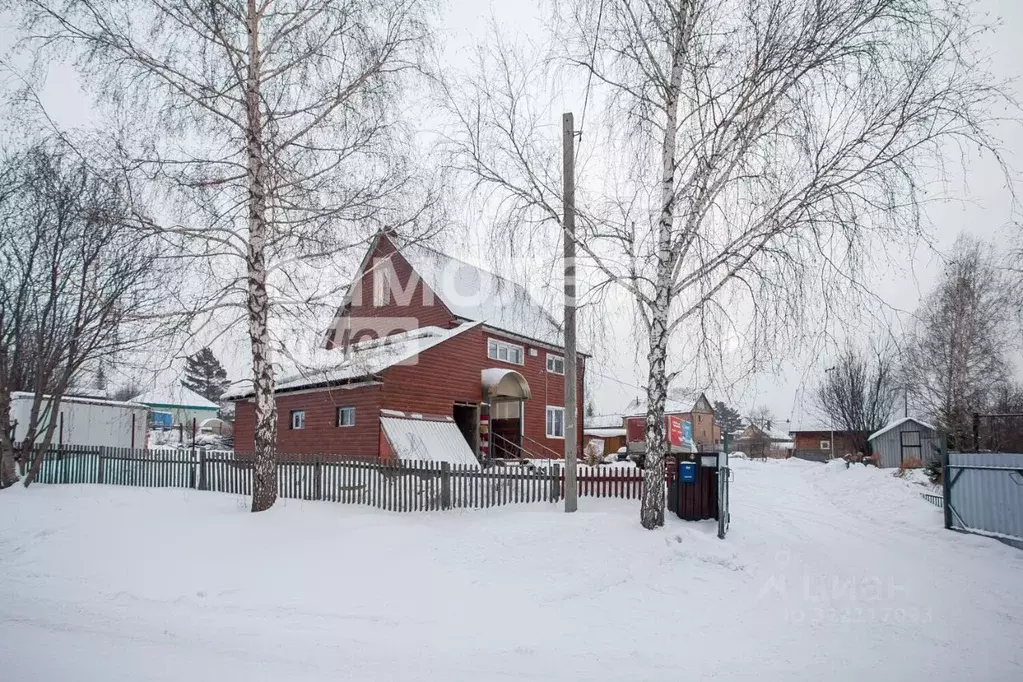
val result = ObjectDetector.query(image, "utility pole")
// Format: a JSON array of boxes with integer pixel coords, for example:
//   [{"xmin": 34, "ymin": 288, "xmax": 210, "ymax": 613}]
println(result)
[
  {"xmin": 825, "ymin": 366, "xmax": 837, "ymax": 459},
  {"xmin": 563, "ymin": 112, "xmax": 578, "ymax": 513}
]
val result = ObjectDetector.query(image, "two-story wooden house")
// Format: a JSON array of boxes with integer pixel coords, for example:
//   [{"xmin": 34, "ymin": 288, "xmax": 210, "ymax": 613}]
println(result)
[{"xmin": 228, "ymin": 231, "xmax": 585, "ymax": 462}]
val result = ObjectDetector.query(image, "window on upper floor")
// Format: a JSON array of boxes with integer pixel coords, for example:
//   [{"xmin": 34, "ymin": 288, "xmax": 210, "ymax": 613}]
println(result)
[
  {"xmin": 336, "ymin": 406, "xmax": 355, "ymax": 427},
  {"xmin": 488, "ymin": 338, "xmax": 524, "ymax": 365},
  {"xmin": 372, "ymin": 266, "xmax": 390, "ymax": 307},
  {"xmin": 290, "ymin": 410, "xmax": 306, "ymax": 430},
  {"xmin": 546, "ymin": 354, "xmax": 564, "ymax": 375}
]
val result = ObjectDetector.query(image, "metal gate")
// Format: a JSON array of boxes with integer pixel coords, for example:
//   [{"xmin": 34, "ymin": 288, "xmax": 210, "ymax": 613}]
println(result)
[
  {"xmin": 944, "ymin": 452, "xmax": 1023, "ymax": 543},
  {"xmin": 718, "ymin": 451, "xmax": 730, "ymax": 539}
]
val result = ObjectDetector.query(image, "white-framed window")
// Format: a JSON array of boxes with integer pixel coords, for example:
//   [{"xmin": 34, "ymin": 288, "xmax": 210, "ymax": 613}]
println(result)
[
  {"xmin": 488, "ymin": 338, "xmax": 524, "ymax": 365},
  {"xmin": 336, "ymin": 406, "xmax": 355, "ymax": 427},
  {"xmin": 290, "ymin": 410, "xmax": 306, "ymax": 430},
  {"xmin": 546, "ymin": 353, "xmax": 565, "ymax": 375},
  {"xmin": 820, "ymin": 440, "xmax": 830, "ymax": 450},
  {"xmin": 372, "ymin": 265, "xmax": 389, "ymax": 307},
  {"xmin": 546, "ymin": 406, "xmax": 565, "ymax": 439}
]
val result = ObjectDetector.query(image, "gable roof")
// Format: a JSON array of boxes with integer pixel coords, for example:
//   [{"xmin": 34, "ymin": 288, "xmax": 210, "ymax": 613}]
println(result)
[
  {"xmin": 692, "ymin": 393, "xmax": 713, "ymax": 413},
  {"xmin": 224, "ymin": 322, "xmax": 482, "ymax": 400},
  {"xmin": 325, "ymin": 231, "xmax": 565, "ymax": 350},
  {"xmin": 398, "ymin": 241, "xmax": 563, "ymax": 347},
  {"xmin": 738, "ymin": 423, "xmax": 792, "ymax": 442},
  {"xmin": 624, "ymin": 397, "xmax": 701, "ymax": 418},
  {"xmin": 133, "ymin": 384, "xmax": 219, "ymax": 410},
  {"xmin": 868, "ymin": 417, "xmax": 937, "ymax": 442}
]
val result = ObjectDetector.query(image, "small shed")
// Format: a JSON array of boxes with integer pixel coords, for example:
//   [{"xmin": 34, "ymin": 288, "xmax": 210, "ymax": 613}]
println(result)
[
  {"xmin": 868, "ymin": 417, "xmax": 944, "ymax": 468},
  {"xmin": 584, "ymin": 414, "xmax": 627, "ymax": 456},
  {"xmin": 133, "ymin": 384, "xmax": 220, "ymax": 430}
]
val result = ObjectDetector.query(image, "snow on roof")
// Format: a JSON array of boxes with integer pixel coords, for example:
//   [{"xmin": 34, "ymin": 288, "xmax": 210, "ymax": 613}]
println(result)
[
  {"xmin": 584, "ymin": 427, "xmax": 627, "ymax": 438},
  {"xmin": 737, "ymin": 424, "xmax": 791, "ymax": 441},
  {"xmin": 868, "ymin": 417, "xmax": 937, "ymax": 442},
  {"xmin": 585, "ymin": 414, "xmax": 624, "ymax": 429},
  {"xmin": 223, "ymin": 322, "xmax": 482, "ymax": 400},
  {"xmin": 133, "ymin": 384, "xmax": 219, "ymax": 410},
  {"xmin": 399, "ymin": 242, "xmax": 563, "ymax": 347},
  {"xmin": 380, "ymin": 415, "xmax": 480, "ymax": 467},
  {"xmin": 624, "ymin": 398, "xmax": 696, "ymax": 417},
  {"xmin": 11, "ymin": 391, "xmax": 147, "ymax": 410}
]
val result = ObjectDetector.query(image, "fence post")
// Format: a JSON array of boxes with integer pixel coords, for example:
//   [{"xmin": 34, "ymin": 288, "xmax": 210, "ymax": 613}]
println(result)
[
  {"xmin": 314, "ymin": 460, "xmax": 323, "ymax": 501},
  {"xmin": 441, "ymin": 462, "xmax": 451, "ymax": 510},
  {"xmin": 972, "ymin": 412, "xmax": 980, "ymax": 452},
  {"xmin": 188, "ymin": 449, "xmax": 197, "ymax": 489},
  {"xmin": 97, "ymin": 446, "xmax": 106, "ymax": 485},
  {"xmin": 942, "ymin": 450, "xmax": 952, "ymax": 530},
  {"xmin": 198, "ymin": 448, "xmax": 208, "ymax": 491},
  {"xmin": 551, "ymin": 463, "xmax": 561, "ymax": 503}
]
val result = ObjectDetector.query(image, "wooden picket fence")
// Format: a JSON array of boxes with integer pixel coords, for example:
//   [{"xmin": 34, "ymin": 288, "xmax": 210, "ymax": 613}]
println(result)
[{"xmin": 20, "ymin": 446, "xmax": 646, "ymax": 512}]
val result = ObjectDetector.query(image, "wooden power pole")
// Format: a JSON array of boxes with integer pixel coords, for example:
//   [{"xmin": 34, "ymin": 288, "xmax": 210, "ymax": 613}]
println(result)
[{"xmin": 563, "ymin": 112, "xmax": 578, "ymax": 513}]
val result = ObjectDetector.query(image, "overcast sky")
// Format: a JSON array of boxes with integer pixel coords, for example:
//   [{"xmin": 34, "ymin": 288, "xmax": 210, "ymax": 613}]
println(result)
[
  {"xmin": 438, "ymin": 0, "xmax": 1023, "ymax": 428},
  {"xmin": 2, "ymin": 0, "xmax": 1021, "ymax": 425}
]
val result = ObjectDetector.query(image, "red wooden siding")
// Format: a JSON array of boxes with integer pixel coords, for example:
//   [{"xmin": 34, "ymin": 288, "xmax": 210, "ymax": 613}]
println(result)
[
  {"xmin": 233, "ymin": 385, "xmax": 383, "ymax": 459},
  {"xmin": 234, "ymin": 325, "xmax": 585, "ymax": 459},
  {"xmin": 326, "ymin": 234, "xmax": 455, "ymax": 349}
]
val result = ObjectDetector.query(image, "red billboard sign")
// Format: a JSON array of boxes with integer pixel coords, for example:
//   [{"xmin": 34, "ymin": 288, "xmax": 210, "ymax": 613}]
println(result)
[
  {"xmin": 626, "ymin": 415, "xmax": 690, "ymax": 446},
  {"xmin": 667, "ymin": 415, "xmax": 683, "ymax": 447}
]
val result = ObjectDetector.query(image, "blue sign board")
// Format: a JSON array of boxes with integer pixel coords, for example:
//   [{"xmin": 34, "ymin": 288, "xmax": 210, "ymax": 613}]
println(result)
[
  {"xmin": 683, "ymin": 421, "xmax": 693, "ymax": 445},
  {"xmin": 151, "ymin": 411, "xmax": 173, "ymax": 429},
  {"xmin": 679, "ymin": 461, "xmax": 697, "ymax": 484}
]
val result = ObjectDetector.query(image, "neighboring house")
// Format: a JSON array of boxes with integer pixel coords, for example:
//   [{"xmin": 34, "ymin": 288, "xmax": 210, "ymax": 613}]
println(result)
[
  {"xmin": 227, "ymin": 231, "xmax": 586, "ymax": 462},
  {"xmin": 735, "ymin": 423, "xmax": 793, "ymax": 458},
  {"xmin": 868, "ymin": 417, "xmax": 945, "ymax": 468},
  {"xmin": 789, "ymin": 428, "xmax": 867, "ymax": 461},
  {"xmin": 623, "ymin": 393, "xmax": 721, "ymax": 451},
  {"xmin": 133, "ymin": 384, "xmax": 220, "ymax": 431},
  {"xmin": 583, "ymin": 414, "xmax": 627, "ymax": 456}
]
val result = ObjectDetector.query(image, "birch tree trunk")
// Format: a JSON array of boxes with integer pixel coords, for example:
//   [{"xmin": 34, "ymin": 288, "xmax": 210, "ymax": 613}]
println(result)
[
  {"xmin": 640, "ymin": 11, "xmax": 686, "ymax": 530},
  {"xmin": 0, "ymin": 389, "xmax": 17, "ymax": 488},
  {"xmin": 245, "ymin": 0, "xmax": 278, "ymax": 513}
]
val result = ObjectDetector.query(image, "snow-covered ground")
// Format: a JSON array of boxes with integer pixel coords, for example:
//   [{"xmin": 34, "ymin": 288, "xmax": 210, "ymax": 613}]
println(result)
[{"xmin": 2, "ymin": 458, "xmax": 1021, "ymax": 681}]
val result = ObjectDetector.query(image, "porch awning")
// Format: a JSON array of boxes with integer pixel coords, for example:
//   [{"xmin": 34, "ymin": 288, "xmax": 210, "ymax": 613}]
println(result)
[{"xmin": 481, "ymin": 368, "xmax": 531, "ymax": 400}]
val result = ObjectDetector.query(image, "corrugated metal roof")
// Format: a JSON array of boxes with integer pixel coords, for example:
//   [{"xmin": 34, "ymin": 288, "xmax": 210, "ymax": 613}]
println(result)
[
  {"xmin": 380, "ymin": 416, "xmax": 480, "ymax": 468},
  {"xmin": 223, "ymin": 322, "xmax": 482, "ymax": 400}
]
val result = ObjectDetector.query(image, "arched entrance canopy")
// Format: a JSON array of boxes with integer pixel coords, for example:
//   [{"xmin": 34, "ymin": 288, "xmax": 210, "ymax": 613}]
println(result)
[{"xmin": 481, "ymin": 368, "xmax": 531, "ymax": 400}]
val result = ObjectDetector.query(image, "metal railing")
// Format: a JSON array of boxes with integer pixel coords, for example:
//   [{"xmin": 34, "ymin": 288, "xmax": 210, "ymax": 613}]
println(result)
[{"xmin": 489, "ymin": 431, "xmax": 563, "ymax": 462}]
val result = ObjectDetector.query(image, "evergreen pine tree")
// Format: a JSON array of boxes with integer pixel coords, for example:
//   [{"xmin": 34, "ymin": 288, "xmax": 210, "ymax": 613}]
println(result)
[
  {"xmin": 181, "ymin": 347, "xmax": 230, "ymax": 403},
  {"xmin": 713, "ymin": 400, "xmax": 743, "ymax": 433}
]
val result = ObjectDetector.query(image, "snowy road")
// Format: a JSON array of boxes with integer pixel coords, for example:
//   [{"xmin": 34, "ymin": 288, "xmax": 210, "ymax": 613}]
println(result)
[{"xmin": 1, "ymin": 458, "xmax": 1021, "ymax": 681}]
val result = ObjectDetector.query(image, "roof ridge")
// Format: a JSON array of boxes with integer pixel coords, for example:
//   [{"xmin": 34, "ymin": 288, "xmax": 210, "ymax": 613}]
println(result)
[{"xmin": 397, "ymin": 238, "xmax": 534, "ymax": 295}]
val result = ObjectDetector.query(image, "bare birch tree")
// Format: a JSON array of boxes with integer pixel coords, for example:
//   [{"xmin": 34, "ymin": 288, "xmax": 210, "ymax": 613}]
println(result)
[
  {"xmin": 12, "ymin": 0, "xmax": 439, "ymax": 510},
  {"xmin": 814, "ymin": 343, "xmax": 899, "ymax": 453},
  {"xmin": 902, "ymin": 234, "xmax": 1017, "ymax": 448},
  {"xmin": 0, "ymin": 141, "xmax": 164, "ymax": 488},
  {"xmin": 442, "ymin": 0, "xmax": 1007, "ymax": 527}
]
